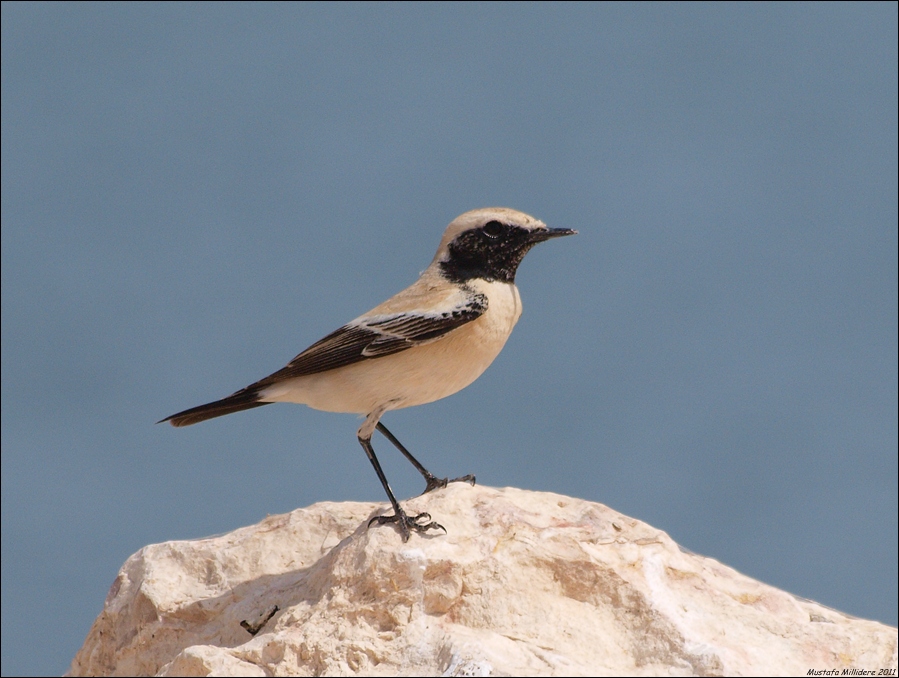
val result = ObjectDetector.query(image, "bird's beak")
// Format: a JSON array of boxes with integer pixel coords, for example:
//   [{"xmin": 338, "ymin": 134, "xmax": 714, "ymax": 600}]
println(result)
[{"xmin": 530, "ymin": 227, "xmax": 578, "ymax": 242}]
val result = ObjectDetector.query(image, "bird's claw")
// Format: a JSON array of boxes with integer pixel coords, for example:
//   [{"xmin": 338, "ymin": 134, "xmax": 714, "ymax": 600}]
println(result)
[
  {"xmin": 368, "ymin": 510, "xmax": 446, "ymax": 541},
  {"xmin": 421, "ymin": 473, "xmax": 476, "ymax": 495}
]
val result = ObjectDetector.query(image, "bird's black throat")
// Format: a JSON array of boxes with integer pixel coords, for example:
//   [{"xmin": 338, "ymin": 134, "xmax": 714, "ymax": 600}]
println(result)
[{"xmin": 439, "ymin": 223, "xmax": 542, "ymax": 284}]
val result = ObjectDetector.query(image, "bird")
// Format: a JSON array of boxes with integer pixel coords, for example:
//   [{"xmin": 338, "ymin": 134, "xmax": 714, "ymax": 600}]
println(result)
[{"xmin": 160, "ymin": 207, "xmax": 576, "ymax": 540}]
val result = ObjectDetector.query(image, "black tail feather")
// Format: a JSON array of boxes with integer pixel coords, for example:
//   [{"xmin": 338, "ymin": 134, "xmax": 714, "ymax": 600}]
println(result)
[{"xmin": 159, "ymin": 390, "xmax": 270, "ymax": 427}]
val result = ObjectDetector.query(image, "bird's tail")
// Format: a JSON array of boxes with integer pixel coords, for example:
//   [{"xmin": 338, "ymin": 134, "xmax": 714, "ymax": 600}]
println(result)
[{"xmin": 159, "ymin": 389, "xmax": 270, "ymax": 427}]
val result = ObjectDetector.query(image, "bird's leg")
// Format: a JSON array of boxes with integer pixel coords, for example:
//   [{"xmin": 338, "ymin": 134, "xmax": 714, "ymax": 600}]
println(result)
[
  {"xmin": 358, "ymin": 413, "xmax": 445, "ymax": 541},
  {"xmin": 376, "ymin": 422, "xmax": 476, "ymax": 495}
]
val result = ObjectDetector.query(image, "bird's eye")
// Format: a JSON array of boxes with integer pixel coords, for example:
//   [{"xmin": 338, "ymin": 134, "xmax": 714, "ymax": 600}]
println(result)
[{"xmin": 482, "ymin": 221, "xmax": 504, "ymax": 238}]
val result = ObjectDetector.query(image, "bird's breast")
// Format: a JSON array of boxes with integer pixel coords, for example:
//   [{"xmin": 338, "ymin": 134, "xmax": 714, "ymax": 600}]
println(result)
[{"xmin": 465, "ymin": 278, "xmax": 522, "ymax": 342}]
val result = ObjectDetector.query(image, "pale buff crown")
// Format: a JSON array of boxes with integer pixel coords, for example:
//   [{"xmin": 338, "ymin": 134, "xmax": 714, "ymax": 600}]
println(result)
[{"xmin": 430, "ymin": 207, "xmax": 547, "ymax": 265}]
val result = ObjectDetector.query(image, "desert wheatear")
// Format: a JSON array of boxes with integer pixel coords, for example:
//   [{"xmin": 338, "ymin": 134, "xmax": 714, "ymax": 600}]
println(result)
[{"xmin": 161, "ymin": 207, "xmax": 576, "ymax": 540}]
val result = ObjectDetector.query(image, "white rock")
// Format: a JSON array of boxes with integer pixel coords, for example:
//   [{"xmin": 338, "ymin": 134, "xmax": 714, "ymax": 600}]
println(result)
[{"xmin": 67, "ymin": 485, "xmax": 898, "ymax": 676}]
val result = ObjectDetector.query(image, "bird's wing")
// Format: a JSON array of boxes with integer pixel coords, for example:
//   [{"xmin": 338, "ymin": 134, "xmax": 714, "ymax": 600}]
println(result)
[{"xmin": 252, "ymin": 293, "xmax": 487, "ymax": 385}]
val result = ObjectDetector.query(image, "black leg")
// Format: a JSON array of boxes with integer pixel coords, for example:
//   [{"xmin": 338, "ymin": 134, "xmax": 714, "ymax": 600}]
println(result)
[
  {"xmin": 376, "ymin": 422, "xmax": 476, "ymax": 494},
  {"xmin": 358, "ymin": 434, "xmax": 445, "ymax": 541}
]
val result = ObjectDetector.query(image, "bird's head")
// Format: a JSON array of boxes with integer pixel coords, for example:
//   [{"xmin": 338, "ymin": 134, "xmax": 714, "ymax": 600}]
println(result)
[{"xmin": 432, "ymin": 208, "xmax": 577, "ymax": 284}]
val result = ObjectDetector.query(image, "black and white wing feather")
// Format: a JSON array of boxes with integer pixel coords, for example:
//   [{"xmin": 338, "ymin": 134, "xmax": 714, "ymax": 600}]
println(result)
[{"xmin": 256, "ymin": 294, "xmax": 487, "ymax": 383}]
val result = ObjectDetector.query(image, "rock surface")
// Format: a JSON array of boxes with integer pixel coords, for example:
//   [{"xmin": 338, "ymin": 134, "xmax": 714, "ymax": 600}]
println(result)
[{"xmin": 68, "ymin": 485, "xmax": 897, "ymax": 676}]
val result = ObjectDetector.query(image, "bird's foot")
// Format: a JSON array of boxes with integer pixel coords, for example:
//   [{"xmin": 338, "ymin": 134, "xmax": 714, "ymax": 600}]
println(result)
[
  {"xmin": 421, "ymin": 473, "xmax": 476, "ymax": 495},
  {"xmin": 368, "ymin": 508, "xmax": 446, "ymax": 542}
]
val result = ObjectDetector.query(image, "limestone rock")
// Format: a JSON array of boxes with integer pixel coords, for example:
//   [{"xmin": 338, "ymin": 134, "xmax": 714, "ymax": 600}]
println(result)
[{"xmin": 68, "ymin": 485, "xmax": 898, "ymax": 676}]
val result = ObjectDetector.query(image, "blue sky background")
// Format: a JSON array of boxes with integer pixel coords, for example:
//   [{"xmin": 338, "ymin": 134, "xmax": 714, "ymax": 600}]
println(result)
[{"xmin": 2, "ymin": 3, "xmax": 896, "ymax": 675}]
